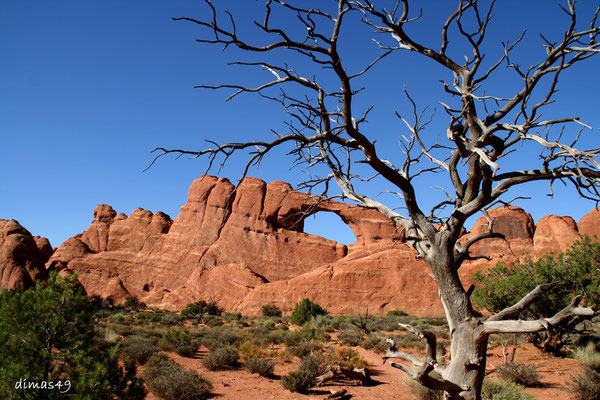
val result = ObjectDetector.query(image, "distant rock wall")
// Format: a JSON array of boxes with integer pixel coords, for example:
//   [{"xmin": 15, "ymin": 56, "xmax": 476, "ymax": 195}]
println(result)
[{"xmin": 3, "ymin": 175, "xmax": 600, "ymax": 316}]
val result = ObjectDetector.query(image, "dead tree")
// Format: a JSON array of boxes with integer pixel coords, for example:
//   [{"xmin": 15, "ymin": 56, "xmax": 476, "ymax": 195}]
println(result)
[{"xmin": 151, "ymin": 1, "xmax": 600, "ymax": 398}]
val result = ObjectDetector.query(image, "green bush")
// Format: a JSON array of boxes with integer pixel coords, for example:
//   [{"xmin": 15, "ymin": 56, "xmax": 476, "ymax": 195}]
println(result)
[
  {"xmin": 181, "ymin": 300, "xmax": 222, "ymax": 319},
  {"xmin": 338, "ymin": 329, "xmax": 363, "ymax": 346},
  {"xmin": 109, "ymin": 312, "xmax": 128, "ymax": 324},
  {"xmin": 281, "ymin": 369, "xmax": 316, "ymax": 393},
  {"xmin": 144, "ymin": 353, "xmax": 212, "ymax": 400},
  {"xmin": 360, "ymin": 334, "xmax": 386, "ymax": 353},
  {"xmin": 123, "ymin": 337, "xmax": 159, "ymax": 365},
  {"xmin": 244, "ymin": 357, "xmax": 275, "ymax": 377},
  {"xmin": 575, "ymin": 342, "xmax": 600, "ymax": 371},
  {"xmin": 284, "ymin": 326, "xmax": 329, "ymax": 346},
  {"xmin": 290, "ymin": 298, "xmax": 327, "ymax": 326},
  {"xmin": 160, "ymin": 313, "xmax": 183, "ymax": 325},
  {"xmin": 481, "ymin": 379, "xmax": 535, "ymax": 400},
  {"xmin": 158, "ymin": 327, "xmax": 197, "ymax": 357},
  {"xmin": 324, "ymin": 347, "xmax": 368, "ymax": 369},
  {"xmin": 123, "ymin": 295, "xmax": 145, "ymax": 311},
  {"xmin": 496, "ymin": 362, "xmax": 539, "ymax": 387},
  {"xmin": 473, "ymin": 236, "xmax": 600, "ymax": 354},
  {"xmin": 0, "ymin": 272, "xmax": 146, "ymax": 400},
  {"xmin": 568, "ymin": 368, "xmax": 600, "ymax": 400},
  {"xmin": 286, "ymin": 342, "xmax": 323, "ymax": 358},
  {"xmin": 404, "ymin": 377, "xmax": 443, "ymax": 400},
  {"xmin": 266, "ymin": 329, "xmax": 288, "ymax": 344},
  {"xmin": 387, "ymin": 310, "xmax": 408, "ymax": 317},
  {"xmin": 198, "ymin": 326, "xmax": 243, "ymax": 349},
  {"xmin": 310, "ymin": 314, "xmax": 335, "ymax": 331},
  {"xmin": 281, "ymin": 355, "xmax": 326, "ymax": 393},
  {"xmin": 261, "ymin": 304, "xmax": 283, "ymax": 317},
  {"xmin": 202, "ymin": 346, "xmax": 239, "ymax": 370}
]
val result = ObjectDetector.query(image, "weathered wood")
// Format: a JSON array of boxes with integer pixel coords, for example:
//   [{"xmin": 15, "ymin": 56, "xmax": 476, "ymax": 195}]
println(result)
[
  {"xmin": 315, "ymin": 365, "xmax": 370, "ymax": 386},
  {"xmin": 326, "ymin": 388, "xmax": 348, "ymax": 399}
]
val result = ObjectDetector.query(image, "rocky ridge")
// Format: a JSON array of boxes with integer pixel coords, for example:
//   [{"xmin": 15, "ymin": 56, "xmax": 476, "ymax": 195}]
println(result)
[{"xmin": 2, "ymin": 175, "xmax": 599, "ymax": 316}]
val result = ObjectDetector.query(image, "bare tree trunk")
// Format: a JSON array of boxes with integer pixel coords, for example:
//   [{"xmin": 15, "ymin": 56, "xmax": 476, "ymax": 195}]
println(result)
[
  {"xmin": 428, "ymin": 239, "xmax": 486, "ymax": 400},
  {"xmin": 443, "ymin": 324, "xmax": 488, "ymax": 400}
]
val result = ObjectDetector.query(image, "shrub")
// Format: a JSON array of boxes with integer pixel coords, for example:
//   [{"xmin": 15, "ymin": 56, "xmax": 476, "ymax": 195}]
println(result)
[
  {"xmin": 574, "ymin": 342, "xmax": 600, "ymax": 371},
  {"xmin": 158, "ymin": 327, "xmax": 197, "ymax": 357},
  {"xmin": 287, "ymin": 342, "xmax": 323, "ymax": 358},
  {"xmin": 205, "ymin": 316, "xmax": 224, "ymax": 327},
  {"xmin": 473, "ymin": 236, "xmax": 600, "ymax": 354},
  {"xmin": 238, "ymin": 340, "xmax": 265, "ymax": 360},
  {"xmin": 124, "ymin": 295, "xmax": 145, "ymax": 311},
  {"xmin": 387, "ymin": 310, "xmax": 408, "ymax": 317},
  {"xmin": 481, "ymin": 379, "xmax": 535, "ymax": 400},
  {"xmin": 290, "ymin": 298, "xmax": 327, "ymax": 326},
  {"xmin": 311, "ymin": 314, "xmax": 335, "ymax": 332},
  {"xmin": 109, "ymin": 312, "xmax": 127, "ymax": 324},
  {"xmin": 360, "ymin": 334, "xmax": 386, "ymax": 353},
  {"xmin": 144, "ymin": 353, "xmax": 212, "ymax": 400},
  {"xmin": 181, "ymin": 300, "xmax": 223, "ymax": 319},
  {"xmin": 394, "ymin": 333, "xmax": 427, "ymax": 350},
  {"xmin": 160, "ymin": 313, "xmax": 183, "ymax": 325},
  {"xmin": 338, "ymin": 329, "xmax": 363, "ymax": 346},
  {"xmin": 324, "ymin": 347, "xmax": 368, "ymax": 369},
  {"xmin": 262, "ymin": 304, "xmax": 282, "ymax": 317},
  {"xmin": 202, "ymin": 346, "xmax": 239, "ymax": 370},
  {"xmin": 568, "ymin": 368, "xmax": 600, "ymax": 400},
  {"xmin": 0, "ymin": 272, "xmax": 146, "ymax": 400},
  {"xmin": 266, "ymin": 329, "xmax": 288, "ymax": 344},
  {"xmin": 284, "ymin": 326, "xmax": 329, "ymax": 346},
  {"xmin": 281, "ymin": 369, "xmax": 316, "ymax": 393},
  {"xmin": 404, "ymin": 377, "xmax": 443, "ymax": 400},
  {"xmin": 244, "ymin": 357, "xmax": 275, "ymax": 377},
  {"xmin": 281, "ymin": 355, "xmax": 326, "ymax": 393},
  {"xmin": 123, "ymin": 338, "xmax": 159, "ymax": 365},
  {"xmin": 198, "ymin": 326, "xmax": 243, "ymax": 349},
  {"xmin": 496, "ymin": 362, "xmax": 539, "ymax": 387}
]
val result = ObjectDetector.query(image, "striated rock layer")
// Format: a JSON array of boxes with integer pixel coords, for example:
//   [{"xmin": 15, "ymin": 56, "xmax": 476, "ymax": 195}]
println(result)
[{"xmin": 36, "ymin": 175, "xmax": 600, "ymax": 316}]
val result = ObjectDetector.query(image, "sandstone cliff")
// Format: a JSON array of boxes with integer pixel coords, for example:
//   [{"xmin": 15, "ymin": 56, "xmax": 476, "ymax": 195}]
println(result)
[{"xmin": 5, "ymin": 175, "xmax": 599, "ymax": 316}]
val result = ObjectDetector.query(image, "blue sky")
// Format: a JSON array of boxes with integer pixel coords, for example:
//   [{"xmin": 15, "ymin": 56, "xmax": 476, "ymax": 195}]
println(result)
[{"xmin": 2, "ymin": 1, "xmax": 599, "ymax": 247}]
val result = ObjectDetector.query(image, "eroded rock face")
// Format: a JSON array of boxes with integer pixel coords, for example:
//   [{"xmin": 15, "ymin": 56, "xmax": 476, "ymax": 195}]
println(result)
[
  {"xmin": 45, "ymin": 176, "xmax": 597, "ymax": 316},
  {"xmin": 0, "ymin": 219, "xmax": 50, "ymax": 290},
  {"xmin": 533, "ymin": 215, "xmax": 580, "ymax": 256},
  {"xmin": 578, "ymin": 208, "xmax": 600, "ymax": 239},
  {"xmin": 463, "ymin": 206, "xmax": 535, "ymax": 259}
]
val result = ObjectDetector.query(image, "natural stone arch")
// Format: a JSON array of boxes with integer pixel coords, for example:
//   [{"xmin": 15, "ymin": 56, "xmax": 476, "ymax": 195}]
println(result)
[{"xmin": 302, "ymin": 210, "xmax": 358, "ymax": 245}]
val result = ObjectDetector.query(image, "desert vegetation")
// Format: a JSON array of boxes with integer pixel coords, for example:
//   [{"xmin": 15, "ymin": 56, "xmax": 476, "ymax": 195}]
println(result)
[{"xmin": 2, "ymin": 275, "xmax": 599, "ymax": 399}]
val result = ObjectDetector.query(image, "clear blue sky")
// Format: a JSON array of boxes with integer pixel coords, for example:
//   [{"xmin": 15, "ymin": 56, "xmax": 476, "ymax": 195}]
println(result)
[{"xmin": 2, "ymin": 1, "xmax": 599, "ymax": 247}]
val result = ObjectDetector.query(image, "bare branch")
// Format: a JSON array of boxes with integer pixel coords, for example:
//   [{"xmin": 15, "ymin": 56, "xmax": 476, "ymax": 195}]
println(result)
[
  {"xmin": 477, "ymin": 295, "xmax": 595, "ymax": 338},
  {"xmin": 487, "ymin": 283, "xmax": 557, "ymax": 322}
]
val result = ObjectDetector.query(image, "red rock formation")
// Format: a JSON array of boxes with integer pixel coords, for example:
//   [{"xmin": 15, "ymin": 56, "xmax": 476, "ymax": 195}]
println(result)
[
  {"xmin": 578, "ymin": 208, "xmax": 600, "ymax": 239},
  {"xmin": 0, "ymin": 219, "xmax": 50, "ymax": 290},
  {"xmin": 44, "ymin": 176, "xmax": 597, "ymax": 317},
  {"xmin": 464, "ymin": 206, "xmax": 535, "ymax": 259},
  {"xmin": 80, "ymin": 204, "xmax": 116, "ymax": 253},
  {"xmin": 238, "ymin": 242, "xmax": 439, "ymax": 316},
  {"xmin": 533, "ymin": 215, "xmax": 580, "ymax": 255}
]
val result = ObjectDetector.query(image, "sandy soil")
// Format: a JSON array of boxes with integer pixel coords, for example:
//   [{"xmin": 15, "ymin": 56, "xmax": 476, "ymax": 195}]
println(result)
[{"xmin": 143, "ymin": 341, "xmax": 583, "ymax": 400}]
